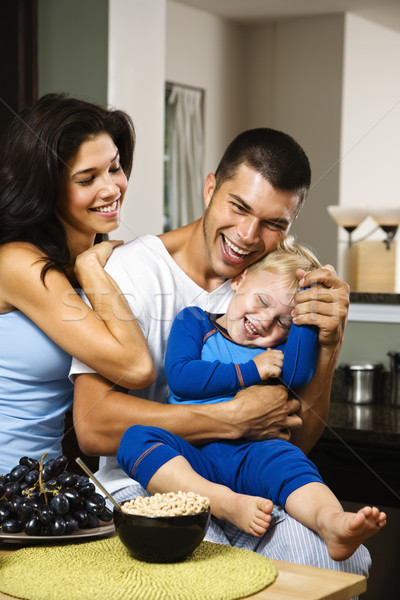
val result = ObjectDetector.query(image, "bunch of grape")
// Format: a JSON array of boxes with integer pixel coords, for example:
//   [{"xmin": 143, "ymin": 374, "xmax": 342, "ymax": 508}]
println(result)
[{"xmin": 0, "ymin": 455, "xmax": 113, "ymax": 536}]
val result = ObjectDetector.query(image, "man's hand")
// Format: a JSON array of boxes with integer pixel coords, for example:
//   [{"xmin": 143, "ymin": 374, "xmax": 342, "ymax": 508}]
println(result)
[
  {"xmin": 227, "ymin": 384, "xmax": 302, "ymax": 442},
  {"xmin": 292, "ymin": 265, "xmax": 350, "ymax": 348}
]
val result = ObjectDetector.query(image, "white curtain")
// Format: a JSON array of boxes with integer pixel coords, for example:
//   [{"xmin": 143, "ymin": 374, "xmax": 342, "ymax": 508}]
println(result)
[{"xmin": 167, "ymin": 85, "xmax": 204, "ymax": 229}]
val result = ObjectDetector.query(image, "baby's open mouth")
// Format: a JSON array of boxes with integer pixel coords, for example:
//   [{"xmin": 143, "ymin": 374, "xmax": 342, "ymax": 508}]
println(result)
[{"xmin": 244, "ymin": 317, "xmax": 259, "ymax": 336}]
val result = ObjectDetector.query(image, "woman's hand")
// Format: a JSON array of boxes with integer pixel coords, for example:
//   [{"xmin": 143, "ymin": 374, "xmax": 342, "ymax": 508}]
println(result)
[{"xmin": 74, "ymin": 240, "xmax": 124, "ymax": 272}]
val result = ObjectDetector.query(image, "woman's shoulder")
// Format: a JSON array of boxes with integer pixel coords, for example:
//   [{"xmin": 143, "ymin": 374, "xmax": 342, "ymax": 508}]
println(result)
[
  {"xmin": 0, "ymin": 241, "xmax": 45, "ymax": 265},
  {"xmin": 0, "ymin": 243, "xmax": 48, "ymax": 311}
]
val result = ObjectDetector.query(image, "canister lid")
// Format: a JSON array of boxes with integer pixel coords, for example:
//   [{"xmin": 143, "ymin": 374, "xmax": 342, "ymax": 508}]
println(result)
[{"xmin": 340, "ymin": 362, "xmax": 383, "ymax": 371}]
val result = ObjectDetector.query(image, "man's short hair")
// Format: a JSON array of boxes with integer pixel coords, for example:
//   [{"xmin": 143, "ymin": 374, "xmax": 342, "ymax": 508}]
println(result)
[{"xmin": 214, "ymin": 128, "xmax": 311, "ymax": 212}]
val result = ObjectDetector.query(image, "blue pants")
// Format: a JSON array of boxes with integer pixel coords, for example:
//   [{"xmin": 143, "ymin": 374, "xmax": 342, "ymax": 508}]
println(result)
[{"xmin": 117, "ymin": 425, "xmax": 324, "ymax": 508}]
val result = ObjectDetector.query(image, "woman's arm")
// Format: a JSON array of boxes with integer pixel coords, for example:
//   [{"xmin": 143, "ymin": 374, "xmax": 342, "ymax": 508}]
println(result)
[
  {"xmin": 166, "ymin": 307, "xmax": 261, "ymax": 400},
  {"xmin": 0, "ymin": 242, "xmax": 155, "ymax": 389},
  {"xmin": 73, "ymin": 373, "xmax": 302, "ymax": 455},
  {"xmin": 289, "ymin": 265, "xmax": 349, "ymax": 454}
]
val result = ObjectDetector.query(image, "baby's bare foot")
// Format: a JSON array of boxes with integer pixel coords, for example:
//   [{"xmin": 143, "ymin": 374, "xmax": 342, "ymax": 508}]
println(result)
[
  {"xmin": 323, "ymin": 506, "xmax": 386, "ymax": 561},
  {"xmin": 219, "ymin": 493, "xmax": 273, "ymax": 536}
]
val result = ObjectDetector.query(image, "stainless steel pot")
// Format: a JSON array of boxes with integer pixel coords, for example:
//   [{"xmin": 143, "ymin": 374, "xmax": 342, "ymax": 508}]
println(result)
[{"xmin": 341, "ymin": 362, "xmax": 383, "ymax": 405}]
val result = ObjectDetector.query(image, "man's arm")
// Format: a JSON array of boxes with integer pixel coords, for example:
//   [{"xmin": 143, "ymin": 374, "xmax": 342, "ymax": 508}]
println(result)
[
  {"xmin": 73, "ymin": 373, "xmax": 302, "ymax": 456},
  {"xmin": 289, "ymin": 265, "xmax": 349, "ymax": 454}
]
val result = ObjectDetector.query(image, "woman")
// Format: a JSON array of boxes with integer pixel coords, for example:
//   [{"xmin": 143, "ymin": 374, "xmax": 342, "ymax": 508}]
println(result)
[{"xmin": 0, "ymin": 93, "xmax": 155, "ymax": 474}]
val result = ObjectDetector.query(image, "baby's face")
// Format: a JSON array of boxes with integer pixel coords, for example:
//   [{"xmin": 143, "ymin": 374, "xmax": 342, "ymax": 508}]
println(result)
[{"xmin": 223, "ymin": 269, "xmax": 295, "ymax": 349}]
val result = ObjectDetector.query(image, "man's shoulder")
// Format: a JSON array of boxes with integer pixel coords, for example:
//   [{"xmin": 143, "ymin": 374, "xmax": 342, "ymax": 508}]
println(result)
[
  {"xmin": 106, "ymin": 235, "xmax": 169, "ymax": 275},
  {"xmin": 109, "ymin": 234, "xmax": 163, "ymax": 260}
]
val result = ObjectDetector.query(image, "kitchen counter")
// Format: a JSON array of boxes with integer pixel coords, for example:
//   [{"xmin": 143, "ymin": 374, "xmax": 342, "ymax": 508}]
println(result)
[
  {"xmin": 321, "ymin": 401, "xmax": 400, "ymax": 448},
  {"xmin": 309, "ymin": 374, "xmax": 400, "ymax": 508}
]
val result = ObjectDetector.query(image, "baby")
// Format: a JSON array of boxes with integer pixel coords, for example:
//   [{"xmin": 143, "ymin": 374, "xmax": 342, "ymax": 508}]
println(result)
[{"xmin": 118, "ymin": 237, "xmax": 386, "ymax": 561}]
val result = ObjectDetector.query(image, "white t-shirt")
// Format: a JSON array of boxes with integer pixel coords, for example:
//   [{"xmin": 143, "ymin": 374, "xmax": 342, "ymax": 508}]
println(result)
[{"xmin": 70, "ymin": 234, "xmax": 233, "ymax": 493}]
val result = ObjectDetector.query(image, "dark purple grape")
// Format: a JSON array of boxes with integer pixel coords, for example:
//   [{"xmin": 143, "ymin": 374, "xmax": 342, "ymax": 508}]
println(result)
[
  {"xmin": 77, "ymin": 475, "xmax": 90, "ymax": 486},
  {"xmin": 18, "ymin": 499, "xmax": 35, "ymax": 521},
  {"xmin": 63, "ymin": 489, "xmax": 81, "ymax": 509},
  {"xmin": 2, "ymin": 518, "xmax": 23, "ymax": 533},
  {"xmin": 50, "ymin": 516, "xmax": 66, "ymax": 536},
  {"xmin": 4, "ymin": 482, "xmax": 20, "ymax": 499},
  {"xmin": 24, "ymin": 470, "xmax": 39, "ymax": 486},
  {"xmin": 59, "ymin": 472, "xmax": 78, "ymax": 488},
  {"xmin": 27, "ymin": 490, "xmax": 40, "ymax": 503},
  {"xmin": 24, "ymin": 516, "xmax": 42, "ymax": 536},
  {"xmin": 19, "ymin": 457, "xmax": 39, "ymax": 471},
  {"xmin": 40, "ymin": 523, "xmax": 52, "ymax": 536},
  {"xmin": 99, "ymin": 507, "xmax": 113, "ymax": 522},
  {"xmin": 73, "ymin": 508, "xmax": 89, "ymax": 528},
  {"xmin": 3, "ymin": 473, "xmax": 13, "ymax": 484},
  {"xmin": 0, "ymin": 505, "xmax": 11, "ymax": 523},
  {"xmin": 85, "ymin": 493, "xmax": 105, "ymax": 515},
  {"xmin": 10, "ymin": 465, "xmax": 29, "ymax": 481},
  {"xmin": 50, "ymin": 493, "xmax": 69, "ymax": 516},
  {"xmin": 7, "ymin": 495, "xmax": 22, "ymax": 515},
  {"xmin": 37, "ymin": 505, "xmax": 55, "ymax": 524},
  {"xmin": 41, "ymin": 464, "xmax": 53, "ymax": 482},
  {"xmin": 50, "ymin": 455, "xmax": 68, "ymax": 476},
  {"xmin": 64, "ymin": 514, "xmax": 79, "ymax": 534},
  {"xmin": 0, "ymin": 483, "xmax": 4, "ymax": 497},
  {"xmin": 44, "ymin": 479, "xmax": 58, "ymax": 491},
  {"xmin": 85, "ymin": 513, "xmax": 99, "ymax": 529},
  {"xmin": 78, "ymin": 482, "xmax": 95, "ymax": 497}
]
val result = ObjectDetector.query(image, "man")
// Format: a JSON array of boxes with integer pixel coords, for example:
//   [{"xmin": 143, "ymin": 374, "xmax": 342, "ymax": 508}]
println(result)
[{"xmin": 71, "ymin": 128, "xmax": 369, "ymax": 574}]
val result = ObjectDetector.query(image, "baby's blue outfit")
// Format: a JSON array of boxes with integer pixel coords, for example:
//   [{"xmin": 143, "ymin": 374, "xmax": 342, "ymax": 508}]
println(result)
[
  {"xmin": 166, "ymin": 306, "xmax": 317, "ymax": 403},
  {"xmin": 0, "ymin": 310, "xmax": 73, "ymax": 474},
  {"xmin": 118, "ymin": 307, "xmax": 323, "ymax": 508}
]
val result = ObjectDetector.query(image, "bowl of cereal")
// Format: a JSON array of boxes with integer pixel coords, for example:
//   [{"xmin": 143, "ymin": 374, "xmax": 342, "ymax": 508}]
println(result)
[{"xmin": 114, "ymin": 491, "xmax": 211, "ymax": 563}]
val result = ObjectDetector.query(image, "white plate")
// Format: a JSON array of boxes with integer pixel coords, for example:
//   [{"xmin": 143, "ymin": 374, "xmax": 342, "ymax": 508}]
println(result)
[{"xmin": 0, "ymin": 522, "xmax": 115, "ymax": 544}]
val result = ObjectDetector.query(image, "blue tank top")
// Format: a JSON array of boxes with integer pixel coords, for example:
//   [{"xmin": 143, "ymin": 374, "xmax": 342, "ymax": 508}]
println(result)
[{"xmin": 0, "ymin": 310, "xmax": 73, "ymax": 474}]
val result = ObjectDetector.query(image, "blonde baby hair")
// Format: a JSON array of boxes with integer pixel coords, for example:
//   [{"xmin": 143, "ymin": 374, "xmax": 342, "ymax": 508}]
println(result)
[{"xmin": 247, "ymin": 235, "xmax": 321, "ymax": 293}]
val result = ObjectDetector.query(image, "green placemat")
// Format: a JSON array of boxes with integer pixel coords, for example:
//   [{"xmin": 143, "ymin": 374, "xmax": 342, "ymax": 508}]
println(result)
[{"xmin": 0, "ymin": 537, "xmax": 278, "ymax": 600}]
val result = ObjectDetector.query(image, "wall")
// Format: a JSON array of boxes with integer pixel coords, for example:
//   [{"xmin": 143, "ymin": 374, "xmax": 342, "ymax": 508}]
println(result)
[
  {"xmin": 339, "ymin": 320, "xmax": 400, "ymax": 370},
  {"xmin": 108, "ymin": 0, "xmax": 166, "ymax": 240},
  {"xmin": 338, "ymin": 13, "xmax": 400, "ymax": 286},
  {"xmin": 38, "ymin": 0, "xmax": 108, "ymax": 104},
  {"xmin": 166, "ymin": 0, "xmax": 246, "ymax": 176},
  {"xmin": 242, "ymin": 16, "xmax": 344, "ymax": 267}
]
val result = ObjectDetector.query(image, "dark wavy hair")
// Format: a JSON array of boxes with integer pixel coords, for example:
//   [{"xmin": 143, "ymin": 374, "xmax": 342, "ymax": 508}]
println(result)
[
  {"xmin": 214, "ymin": 128, "xmax": 311, "ymax": 215},
  {"xmin": 0, "ymin": 93, "xmax": 135, "ymax": 279}
]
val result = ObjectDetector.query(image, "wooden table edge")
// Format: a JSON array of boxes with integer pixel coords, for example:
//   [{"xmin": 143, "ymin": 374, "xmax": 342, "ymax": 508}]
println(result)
[{"xmin": 247, "ymin": 559, "xmax": 367, "ymax": 599}]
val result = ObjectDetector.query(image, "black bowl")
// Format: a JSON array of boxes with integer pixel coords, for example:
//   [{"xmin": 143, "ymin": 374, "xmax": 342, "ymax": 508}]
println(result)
[{"xmin": 114, "ymin": 504, "xmax": 211, "ymax": 563}]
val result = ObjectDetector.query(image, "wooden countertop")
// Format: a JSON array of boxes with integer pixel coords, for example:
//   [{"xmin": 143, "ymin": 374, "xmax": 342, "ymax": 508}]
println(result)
[{"xmin": 0, "ymin": 545, "xmax": 366, "ymax": 600}]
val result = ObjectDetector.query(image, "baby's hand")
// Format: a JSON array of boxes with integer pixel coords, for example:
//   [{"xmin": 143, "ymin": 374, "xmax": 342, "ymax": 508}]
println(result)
[{"xmin": 253, "ymin": 348, "xmax": 284, "ymax": 381}]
